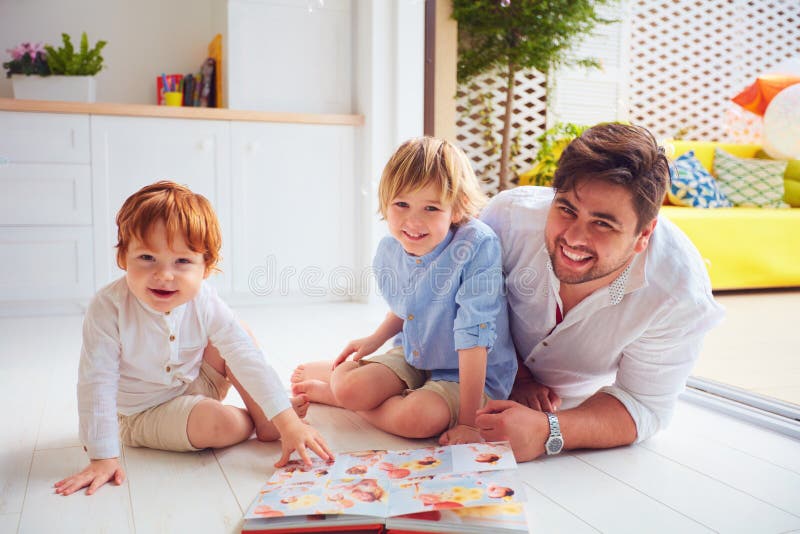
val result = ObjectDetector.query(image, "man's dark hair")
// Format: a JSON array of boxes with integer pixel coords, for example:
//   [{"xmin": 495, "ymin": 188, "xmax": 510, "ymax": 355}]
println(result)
[{"xmin": 552, "ymin": 123, "xmax": 669, "ymax": 232}]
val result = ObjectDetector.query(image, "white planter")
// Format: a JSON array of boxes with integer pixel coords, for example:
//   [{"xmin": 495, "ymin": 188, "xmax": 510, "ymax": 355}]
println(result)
[{"xmin": 11, "ymin": 75, "xmax": 96, "ymax": 103}]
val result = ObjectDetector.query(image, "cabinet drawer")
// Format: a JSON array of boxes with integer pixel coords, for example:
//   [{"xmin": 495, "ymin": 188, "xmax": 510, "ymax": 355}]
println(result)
[
  {"xmin": 0, "ymin": 227, "xmax": 94, "ymax": 300},
  {"xmin": 0, "ymin": 111, "xmax": 90, "ymax": 164},
  {"xmin": 0, "ymin": 164, "xmax": 92, "ymax": 225}
]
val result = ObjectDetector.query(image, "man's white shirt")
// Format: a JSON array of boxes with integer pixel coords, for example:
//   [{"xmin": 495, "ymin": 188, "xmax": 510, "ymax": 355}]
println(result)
[{"xmin": 481, "ymin": 186, "xmax": 724, "ymax": 441}]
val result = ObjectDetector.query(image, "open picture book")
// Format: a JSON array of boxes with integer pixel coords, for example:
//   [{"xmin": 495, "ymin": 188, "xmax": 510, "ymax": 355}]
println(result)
[{"xmin": 241, "ymin": 441, "xmax": 528, "ymax": 533}]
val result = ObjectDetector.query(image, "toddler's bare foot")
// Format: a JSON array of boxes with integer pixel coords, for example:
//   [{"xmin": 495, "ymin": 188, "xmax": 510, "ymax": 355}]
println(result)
[
  {"xmin": 291, "ymin": 360, "xmax": 335, "ymax": 384},
  {"xmin": 292, "ymin": 379, "xmax": 340, "ymax": 407},
  {"xmin": 291, "ymin": 394, "xmax": 310, "ymax": 419}
]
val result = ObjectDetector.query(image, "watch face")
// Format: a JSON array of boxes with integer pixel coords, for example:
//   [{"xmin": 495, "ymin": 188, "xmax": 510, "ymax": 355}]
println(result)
[{"xmin": 546, "ymin": 437, "xmax": 563, "ymax": 454}]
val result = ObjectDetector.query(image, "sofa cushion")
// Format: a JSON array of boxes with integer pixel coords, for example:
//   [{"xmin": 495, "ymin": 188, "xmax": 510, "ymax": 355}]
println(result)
[
  {"xmin": 714, "ymin": 148, "xmax": 789, "ymax": 208},
  {"xmin": 666, "ymin": 140, "xmax": 761, "ymax": 173},
  {"xmin": 667, "ymin": 151, "xmax": 732, "ymax": 208}
]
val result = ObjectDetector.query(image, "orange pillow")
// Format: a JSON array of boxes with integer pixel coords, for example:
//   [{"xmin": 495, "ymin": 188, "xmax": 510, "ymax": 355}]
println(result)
[{"xmin": 732, "ymin": 74, "xmax": 800, "ymax": 116}]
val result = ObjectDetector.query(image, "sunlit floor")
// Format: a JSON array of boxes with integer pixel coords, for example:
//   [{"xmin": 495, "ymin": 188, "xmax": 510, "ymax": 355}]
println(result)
[
  {"xmin": 696, "ymin": 289, "xmax": 800, "ymax": 405},
  {"xmin": 2, "ymin": 293, "xmax": 799, "ymax": 533}
]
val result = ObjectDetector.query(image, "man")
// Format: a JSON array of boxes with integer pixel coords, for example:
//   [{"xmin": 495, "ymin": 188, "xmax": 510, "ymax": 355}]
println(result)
[{"xmin": 476, "ymin": 123, "xmax": 724, "ymax": 461}]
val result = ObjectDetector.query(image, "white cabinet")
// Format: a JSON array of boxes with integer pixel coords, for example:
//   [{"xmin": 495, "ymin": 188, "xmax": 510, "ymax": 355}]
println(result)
[
  {"xmin": 0, "ymin": 110, "xmax": 361, "ymax": 313},
  {"xmin": 0, "ymin": 112, "xmax": 94, "ymax": 305},
  {"xmin": 230, "ymin": 122, "xmax": 356, "ymax": 301},
  {"xmin": 90, "ymin": 116, "xmax": 232, "ymax": 295},
  {"xmin": 0, "ymin": 227, "xmax": 94, "ymax": 301}
]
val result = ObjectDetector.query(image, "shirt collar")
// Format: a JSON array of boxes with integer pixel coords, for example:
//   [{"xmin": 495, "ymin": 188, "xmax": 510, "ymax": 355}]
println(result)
[
  {"xmin": 403, "ymin": 227, "xmax": 455, "ymax": 267},
  {"xmin": 545, "ymin": 250, "xmax": 647, "ymax": 307},
  {"xmin": 132, "ymin": 293, "xmax": 186, "ymax": 318}
]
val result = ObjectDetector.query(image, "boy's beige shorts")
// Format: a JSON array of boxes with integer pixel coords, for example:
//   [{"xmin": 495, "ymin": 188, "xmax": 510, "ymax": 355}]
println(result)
[
  {"xmin": 118, "ymin": 361, "xmax": 231, "ymax": 452},
  {"xmin": 363, "ymin": 346, "xmax": 491, "ymax": 429}
]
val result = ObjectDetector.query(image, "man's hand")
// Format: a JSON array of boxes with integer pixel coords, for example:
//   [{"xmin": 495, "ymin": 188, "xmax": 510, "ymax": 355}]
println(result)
[
  {"xmin": 332, "ymin": 334, "xmax": 383, "ymax": 369},
  {"xmin": 54, "ymin": 457, "xmax": 126, "ymax": 496},
  {"xmin": 438, "ymin": 424, "xmax": 483, "ymax": 445},
  {"xmin": 510, "ymin": 372, "xmax": 562, "ymax": 413},
  {"xmin": 272, "ymin": 410, "xmax": 334, "ymax": 467},
  {"xmin": 475, "ymin": 400, "xmax": 549, "ymax": 462}
]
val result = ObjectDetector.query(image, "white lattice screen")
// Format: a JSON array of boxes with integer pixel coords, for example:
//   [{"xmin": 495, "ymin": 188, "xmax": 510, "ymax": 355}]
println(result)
[
  {"xmin": 455, "ymin": 70, "xmax": 548, "ymax": 193},
  {"xmin": 455, "ymin": 1, "xmax": 800, "ymax": 189},
  {"xmin": 629, "ymin": 0, "xmax": 800, "ymax": 142}
]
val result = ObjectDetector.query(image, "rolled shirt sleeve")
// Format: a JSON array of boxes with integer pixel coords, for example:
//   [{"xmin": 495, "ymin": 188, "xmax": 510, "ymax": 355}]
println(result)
[
  {"xmin": 599, "ymin": 296, "xmax": 719, "ymax": 442},
  {"xmin": 453, "ymin": 236, "xmax": 504, "ymax": 351}
]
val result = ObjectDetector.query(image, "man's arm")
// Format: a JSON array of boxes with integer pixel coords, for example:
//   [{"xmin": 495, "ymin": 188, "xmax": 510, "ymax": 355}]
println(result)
[{"xmin": 475, "ymin": 392, "xmax": 636, "ymax": 462}]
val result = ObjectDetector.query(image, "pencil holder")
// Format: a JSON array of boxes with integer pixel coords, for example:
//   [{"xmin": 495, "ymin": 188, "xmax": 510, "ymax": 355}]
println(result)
[{"xmin": 164, "ymin": 91, "xmax": 183, "ymax": 107}]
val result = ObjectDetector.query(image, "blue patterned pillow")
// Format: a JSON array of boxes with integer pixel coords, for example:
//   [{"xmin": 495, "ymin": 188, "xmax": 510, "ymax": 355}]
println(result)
[{"xmin": 668, "ymin": 151, "xmax": 732, "ymax": 208}]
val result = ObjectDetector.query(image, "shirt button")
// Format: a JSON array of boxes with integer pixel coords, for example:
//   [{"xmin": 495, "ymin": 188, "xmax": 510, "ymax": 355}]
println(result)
[
  {"xmin": 415, "ymin": 259, "xmax": 422, "ymax": 265},
  {"xmin": 169, "ymin": 334, "xmax": 175, "ymax": 342},
  {"xmin": 412, "ymin": 350, "xmax": 419, "ymax": 357},
  {"xmin": 165, "ymin": 365, "xmax": 171, "ymax": 373},
  {"xmin": 408, "ymin": 314, "xmax": 414, "ymax": 321},
  {"xmin": 543, "ymin": 341, "xmax": 548, "ymax": 347},
  {"xmin": 479, "ymin": 323, "xmax": 486, "ymax": 329},
  {"xmin": 165, "ymin": 311, "xmax": 170, "ymax": 316}
]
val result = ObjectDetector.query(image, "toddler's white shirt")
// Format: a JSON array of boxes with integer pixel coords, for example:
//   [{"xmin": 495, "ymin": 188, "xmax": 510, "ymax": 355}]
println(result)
[
  {"xmin": 78, "ymin": 277, "xmax": 291, "ymax": 459},
  {"xmin": 482, "ymin": 187, "xmax": 725, "ymax": 441}
]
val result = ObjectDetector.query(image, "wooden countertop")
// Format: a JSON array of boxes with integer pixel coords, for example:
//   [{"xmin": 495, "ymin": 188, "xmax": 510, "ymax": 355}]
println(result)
[{"xmin": 0, "ymin": 98, "xmax": 364, "ymax": 126}]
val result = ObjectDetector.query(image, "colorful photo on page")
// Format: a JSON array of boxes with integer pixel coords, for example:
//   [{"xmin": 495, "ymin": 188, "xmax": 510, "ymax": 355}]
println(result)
[
  {"xmin": 387, "ymin": 471, "xmax": 524, "ymax": 517},
  {"xmin": 245, "ymin": 479, "xmax": 329, "ymax": 519},
  {"xmin": 377, "ymin": 445, "xmax": 452, "ymax": 480},
  {"xmin": 323, "ymin": 477, "xmax": 390, "ymax": 517},
  {"xmin": 450, "ymin": 441, "xmax": 516, "ymax": 472},
  {"xmin": 328, "ymin": 449, "xmax": 390, "ymax": 479},
  {"xmin": 265, "ymin": 457, "xmax": 335, "ymax": 485}
]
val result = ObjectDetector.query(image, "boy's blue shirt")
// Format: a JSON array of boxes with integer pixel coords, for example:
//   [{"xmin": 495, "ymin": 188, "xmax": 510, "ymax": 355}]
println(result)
[{"xmin": 373, "ymin": 218, "xmax": 517, "ymax": 400}]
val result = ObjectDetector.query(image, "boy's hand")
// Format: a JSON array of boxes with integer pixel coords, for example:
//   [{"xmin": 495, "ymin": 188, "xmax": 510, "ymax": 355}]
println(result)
[
  {"xmin": 332, "ymin": 335, "xmax": 382, "ymax": 369},
  {"xmin": 439, "ymin": 424, "xmax": 483, "ymax": 445},
  {"xmin": 510, "ymin": 373, "xmax": 561, "ymax": 413},
  {"xmin": 272, "ymin": 409, "xmax": 334, "ymax": 467},
  {"xmin": 54, "ymin": 457, "xmax": 126, "ymax": 496}
]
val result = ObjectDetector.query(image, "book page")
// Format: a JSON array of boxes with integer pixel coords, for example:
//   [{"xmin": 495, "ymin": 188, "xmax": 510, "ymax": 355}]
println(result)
[{"xmin": 243, "ymin": 442, "xmax": 520, "ymax": 522}]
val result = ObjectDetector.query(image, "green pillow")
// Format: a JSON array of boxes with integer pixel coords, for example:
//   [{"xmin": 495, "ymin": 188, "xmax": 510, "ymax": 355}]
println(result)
[
  {"xmin": 784, "ymin": 178, "xmax": 800, "ymax": 207},
  {"xmin": 714, "ymin": 148, "xmax": 789, "ymax": 208}
]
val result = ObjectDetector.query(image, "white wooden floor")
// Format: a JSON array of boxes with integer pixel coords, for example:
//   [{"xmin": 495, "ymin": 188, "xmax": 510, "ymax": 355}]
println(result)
[{"xmin": 3, "ymin": 301, "xmax": 800, "ymax": 534}]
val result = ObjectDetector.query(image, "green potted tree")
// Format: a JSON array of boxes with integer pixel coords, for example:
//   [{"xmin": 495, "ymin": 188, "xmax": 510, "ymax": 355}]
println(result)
[
  {"xmin": 4, "ymin": 32, "xmax": 106, "ymax": 102},
  {"xmin": 453, "ymin": 0, "xmax": 610, "ymax": 191}
]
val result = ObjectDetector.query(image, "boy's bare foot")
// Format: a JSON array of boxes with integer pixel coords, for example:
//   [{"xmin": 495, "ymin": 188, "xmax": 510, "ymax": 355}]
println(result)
[
  {"xmin": 291, "ymin": 394, "xmax": 310, "ymax": 419},
  {"xmin": 292, "ymin": 379, "xmax": 340, "ymax": 407},
  {"xmin": 291, "ymin": 361, "xmax": 335, "ymax": 384}
]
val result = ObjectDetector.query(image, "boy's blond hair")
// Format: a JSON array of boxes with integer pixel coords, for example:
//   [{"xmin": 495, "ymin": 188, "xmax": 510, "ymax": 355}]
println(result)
[
  {"xmin": 115, "ymin": 181, "xmax": 222, "ymax": 272},
  {"xmin": 378, "ymin": 137, "xmax": 487, "ymax": 224}
]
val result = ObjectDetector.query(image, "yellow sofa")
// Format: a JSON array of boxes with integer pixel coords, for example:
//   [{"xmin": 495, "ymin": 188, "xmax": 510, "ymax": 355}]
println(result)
[{"xmin": 660, "ymin": 141, "xmax": 800, "ymax": 290}]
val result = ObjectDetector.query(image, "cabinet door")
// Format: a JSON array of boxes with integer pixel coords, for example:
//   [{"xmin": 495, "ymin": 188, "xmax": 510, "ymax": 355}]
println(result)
[
  {"xmin": 90, "ymin": 116, "xmax": 231, "ymax": 294},
  {"xmin": 231, "ymin": 122, "xmax": 356, "ymax": 301},
  {"xmin": 0, "ymin": 227, "xmax": 94, "ymax": 300},
  {"xmin": 0, "ymin": 111, "xmax": 90, "ymax": 164}
]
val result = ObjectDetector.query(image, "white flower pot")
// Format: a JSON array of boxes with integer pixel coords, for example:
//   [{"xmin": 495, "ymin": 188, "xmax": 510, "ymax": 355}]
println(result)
[{"xmin": 11, "ymin": 74, "xmax": 96, "ymax": 103}]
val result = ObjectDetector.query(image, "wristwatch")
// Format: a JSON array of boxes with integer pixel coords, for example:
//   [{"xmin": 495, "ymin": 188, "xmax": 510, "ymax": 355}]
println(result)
[{"xmin": 544, "ymin": 412, "xmax": 564, "ymax": 455}]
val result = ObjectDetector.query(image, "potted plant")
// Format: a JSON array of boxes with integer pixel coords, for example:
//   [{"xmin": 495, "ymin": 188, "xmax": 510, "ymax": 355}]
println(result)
[
  {"xmin": 4, "ymin": 32, "xmax": 106, "ymax": 102},
  {"xmin": 518, "ymin": 122, "xmax": 589, "ymax": 187}
]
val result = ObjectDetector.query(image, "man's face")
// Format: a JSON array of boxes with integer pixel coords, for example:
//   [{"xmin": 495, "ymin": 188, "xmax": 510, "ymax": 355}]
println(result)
[{"xmin": 545, "ymin": 180, "xmax": 656, "ymax": 292}]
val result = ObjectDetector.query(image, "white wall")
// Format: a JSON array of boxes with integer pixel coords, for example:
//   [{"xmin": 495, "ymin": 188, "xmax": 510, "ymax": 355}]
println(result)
[{"xmin": 0, "ymin": 0, "xmax": 220, "ymax": 104}]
